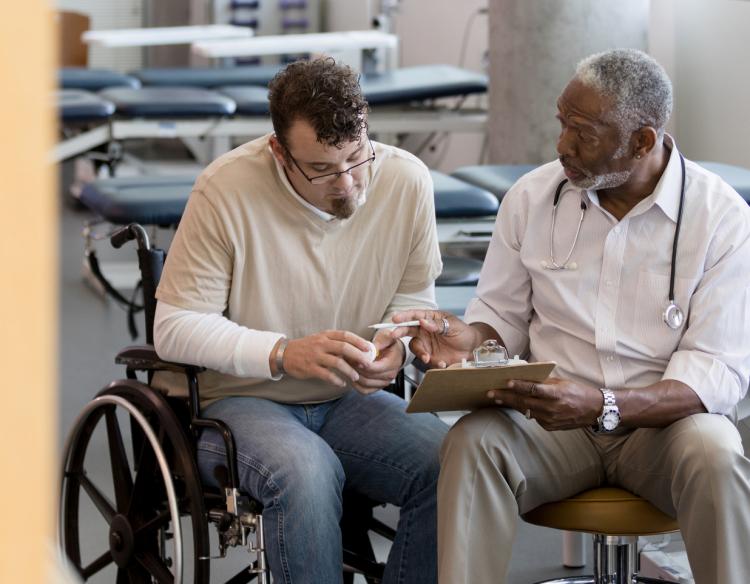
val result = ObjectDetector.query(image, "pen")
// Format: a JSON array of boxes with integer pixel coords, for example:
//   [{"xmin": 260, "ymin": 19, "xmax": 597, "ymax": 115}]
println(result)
[{"xmin": 368, "ymin": 320, "xmax": 421, "ymax": 330}]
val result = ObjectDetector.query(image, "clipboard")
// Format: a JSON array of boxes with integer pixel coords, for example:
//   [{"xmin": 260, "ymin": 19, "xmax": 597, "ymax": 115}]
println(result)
[{"xmin": 406, "ymin": 361, "xmax": 556, "ymax": 413}]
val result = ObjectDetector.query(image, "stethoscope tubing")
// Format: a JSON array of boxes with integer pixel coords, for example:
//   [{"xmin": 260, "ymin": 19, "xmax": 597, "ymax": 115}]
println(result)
[{"xmin": 548, "ymin": 152, "xmax": 687, "ymax": 329}]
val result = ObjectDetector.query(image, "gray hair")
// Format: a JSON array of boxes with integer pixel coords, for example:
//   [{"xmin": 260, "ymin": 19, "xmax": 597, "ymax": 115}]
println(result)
[{"xmin": 575, "ymin": 48, "xmax": 673, "ymax": 147}]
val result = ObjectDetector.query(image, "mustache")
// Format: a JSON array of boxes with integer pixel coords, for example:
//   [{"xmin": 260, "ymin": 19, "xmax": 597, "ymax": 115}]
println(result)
[{"xmin": 559, "ymin": 158, "xmax": 592, "ymax": 178}]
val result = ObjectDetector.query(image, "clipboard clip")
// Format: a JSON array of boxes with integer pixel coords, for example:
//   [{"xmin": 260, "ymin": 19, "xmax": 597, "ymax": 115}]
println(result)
[{"xmin": 462, "ymin": 340, "xmax": 526, "ymax": 369}]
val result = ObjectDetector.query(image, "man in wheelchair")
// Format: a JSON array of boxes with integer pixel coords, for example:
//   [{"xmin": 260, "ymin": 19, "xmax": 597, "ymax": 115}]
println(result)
[{"xmin": 151, "ymin": 57, "xmax": 448, "ymax": 583}]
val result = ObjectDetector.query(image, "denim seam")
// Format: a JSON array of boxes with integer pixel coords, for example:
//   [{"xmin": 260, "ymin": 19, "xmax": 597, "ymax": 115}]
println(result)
[{"xmin": 332, "ymin": 447, "xmax": 413, "ymax": 479}]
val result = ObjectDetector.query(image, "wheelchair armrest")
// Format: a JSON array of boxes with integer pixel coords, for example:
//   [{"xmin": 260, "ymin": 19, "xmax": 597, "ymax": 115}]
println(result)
[{"xmin": 115, "ymin": 344, "xmax": 206, "ymax": 374}]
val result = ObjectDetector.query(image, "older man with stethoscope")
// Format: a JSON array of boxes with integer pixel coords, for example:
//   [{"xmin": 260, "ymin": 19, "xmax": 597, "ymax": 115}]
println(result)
[{"xmin": 390, "ymin": 48, "xmax": 750, "ymax": 584}]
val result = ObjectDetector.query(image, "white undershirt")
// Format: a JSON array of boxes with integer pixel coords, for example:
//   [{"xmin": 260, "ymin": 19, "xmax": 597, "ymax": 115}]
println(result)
[
  {"xmin": 155, "ymin": 148, "xmax": 437, "ymax": 380},
  {"xmin": 154, "ymin": 285, "xmax": 433, "ymax": 379}
]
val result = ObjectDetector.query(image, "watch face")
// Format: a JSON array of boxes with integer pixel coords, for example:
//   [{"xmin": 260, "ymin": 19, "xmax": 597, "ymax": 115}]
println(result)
[{"xmin": 602, "ymin": 410, "xmax": 620, "ymax": 431}]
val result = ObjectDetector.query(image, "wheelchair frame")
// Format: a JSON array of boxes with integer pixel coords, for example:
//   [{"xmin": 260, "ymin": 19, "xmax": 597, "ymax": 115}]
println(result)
[{"xmin": 59, "ymin": 223, "xmax": 394, "ymax": 583}]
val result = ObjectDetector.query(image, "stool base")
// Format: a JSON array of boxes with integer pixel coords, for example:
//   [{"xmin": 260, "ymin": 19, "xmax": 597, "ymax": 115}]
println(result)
[{"xmin": 533, "ymin": 534, "xmax": 678, "ymax": 584}]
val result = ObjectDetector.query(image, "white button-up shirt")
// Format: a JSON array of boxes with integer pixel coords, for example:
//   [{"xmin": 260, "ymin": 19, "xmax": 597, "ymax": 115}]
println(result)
[{"xmin": 465, "ymin": 137, "xmax": 750, "ymax": 414}]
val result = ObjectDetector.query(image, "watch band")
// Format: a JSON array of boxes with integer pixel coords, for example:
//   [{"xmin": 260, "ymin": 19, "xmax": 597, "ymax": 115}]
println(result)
[
  {"xmin": 275, "ymin": 337, "xmax": 289, "ymax": 376},
  {"xmin": 600, "ymin": 388, "xmax": 616, "ymax": 406},
  {"xmin": 594, "ymin": 387, "xmax": 620, "ymax": 433}
]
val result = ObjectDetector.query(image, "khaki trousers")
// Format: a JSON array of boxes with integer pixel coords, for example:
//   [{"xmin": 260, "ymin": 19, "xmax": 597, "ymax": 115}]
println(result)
[{"xmin": 437, "ymin": 409, "xmax": 750, "ymax": 584}]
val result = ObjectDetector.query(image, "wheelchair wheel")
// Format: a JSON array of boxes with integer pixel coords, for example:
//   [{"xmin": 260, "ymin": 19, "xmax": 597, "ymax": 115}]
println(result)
[{"xmin": 60, "ymin": 379, "xmax": 210, "ymax": 583}]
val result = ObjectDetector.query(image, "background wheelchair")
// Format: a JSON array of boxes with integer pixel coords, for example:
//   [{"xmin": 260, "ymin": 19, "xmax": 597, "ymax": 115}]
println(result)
[{"xmin": 59, "ymin": 222, "xmax": 397, "ymax": 583}]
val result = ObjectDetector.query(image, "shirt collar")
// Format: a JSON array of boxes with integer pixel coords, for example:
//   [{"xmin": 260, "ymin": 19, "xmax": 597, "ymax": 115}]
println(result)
[
  {"xmin": 647, "ymin": 134, "xmax": 683, "ymax": 223},
  {"xmin": 269, "ymin": 143, "xmax": 371, "ymax": 223}
]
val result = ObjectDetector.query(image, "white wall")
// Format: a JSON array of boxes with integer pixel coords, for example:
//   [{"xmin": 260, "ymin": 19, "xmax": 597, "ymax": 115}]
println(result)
[
  {"xmin": 391, "ymin": 0, "xmax": 489, "ymax": 171},
  {"xmin": 650, "ymin": 0, "xmax": 750, "ymax": 167}
]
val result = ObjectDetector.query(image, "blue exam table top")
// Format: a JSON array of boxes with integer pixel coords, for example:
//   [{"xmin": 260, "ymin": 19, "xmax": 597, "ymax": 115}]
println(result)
[
  {"xmin": 80, "ymin": 176, "xmax": 197, "ymax": 225},
  {"xmin": 360, "ymin": 65, "xmax": 488, "ymax": 106},
  {"xmin": 430, "ymin": 171, "xmax": 498, "ymax": 218},
  {"xmin": 221, "ymin": 64, "xmax": 488, "ymax": 116},
  {"xmin": 132, "ymin": 65, "xmax": 283, "ymax": 88},
  {"xmin": 451, "ymin": 164, "xmax": 538, "ymax": 201},
  {"xmin": 98, "ymin": 87, "xmax": 237, "ymax": 118},
  {"xmin": 700, "ymin": 162, "xmax": 750, "ymax": 203},
  {"xmin": 81, "ymin": 170, "xmax": 498, "ymax": 227},
  {"xmin": 60, "ymin": 68, "xmax": 141, "ymax": 91},
  {"xmin": 57, "ymin": 90, "xmax": 115, "ymax": 122}
]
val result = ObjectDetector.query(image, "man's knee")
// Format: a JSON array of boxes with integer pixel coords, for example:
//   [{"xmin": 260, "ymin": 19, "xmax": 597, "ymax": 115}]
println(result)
[
  {"xmin": 671, "ymin": 414, "xmax": 746, "ymax": 488},
  {"xmin": 440, "ymin": 409, "xmax": 512, "ymax": 465}
]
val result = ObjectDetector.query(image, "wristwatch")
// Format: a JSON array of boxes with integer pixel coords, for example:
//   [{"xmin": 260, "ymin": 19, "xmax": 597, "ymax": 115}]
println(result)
[{"xmin": 593, "ymin": 388, "xmax": 621, "ymax": 433}]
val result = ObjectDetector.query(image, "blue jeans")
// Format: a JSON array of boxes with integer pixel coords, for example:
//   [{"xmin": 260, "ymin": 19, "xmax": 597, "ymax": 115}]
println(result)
[{"xmin": 197, "ymin": 389, "xmax": 448, "ymax": 584}]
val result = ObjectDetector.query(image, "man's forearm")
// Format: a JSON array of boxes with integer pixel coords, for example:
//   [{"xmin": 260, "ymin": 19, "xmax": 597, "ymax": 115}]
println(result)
[{"xmin": 616, "ymin": 379, "xmax": 708, "ymax": 428}]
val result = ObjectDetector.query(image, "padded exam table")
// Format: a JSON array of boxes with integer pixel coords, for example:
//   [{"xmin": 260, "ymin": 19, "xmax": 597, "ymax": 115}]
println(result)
[{"xmin": 79, "ymin": 170, "xmax": 495, "ymax": 301}]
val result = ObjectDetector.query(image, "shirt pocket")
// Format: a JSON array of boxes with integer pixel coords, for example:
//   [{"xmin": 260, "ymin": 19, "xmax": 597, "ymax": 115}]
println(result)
[{"xmin": 632, "ymin": 270, "xmax": 699, "ymax": 359}]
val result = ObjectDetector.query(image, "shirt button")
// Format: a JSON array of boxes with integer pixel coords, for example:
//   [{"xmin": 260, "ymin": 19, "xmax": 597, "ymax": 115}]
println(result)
[
  {"xmin": 607, "ymin": 355, "xmax": 615, "ymax": 362},
  {"xmin": 613, "ymin": 226, "xmax": 621, "ymax": 234}
]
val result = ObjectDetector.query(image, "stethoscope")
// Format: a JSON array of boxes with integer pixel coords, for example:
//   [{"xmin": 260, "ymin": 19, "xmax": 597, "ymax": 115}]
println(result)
[{"xmin": 543, "ymin": 153, "xmax": 687, "ymax": 330}]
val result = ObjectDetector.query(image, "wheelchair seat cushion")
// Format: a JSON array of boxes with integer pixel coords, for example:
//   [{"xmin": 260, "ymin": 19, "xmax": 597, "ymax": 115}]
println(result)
[
  {"xmin": 99, "ymin": 87, "xmax": 237, "ymax": 118},
  {"xmin": 430, "ymin": 171, "xmax": 499, "ymax": 218},
  {"xmin": 60, "ymin": 67, "xmax": 142, "ymax": 91},
  {"xmin": 451, "ymin": 164, "xmax": 538, "ymax": 201},
  {"xmin": 80, "ymin": 175, "xmax": 197, "ymax": 225},
  {"xmin": 57, "ymin": 89, "xmax": 115, "ymax": 122},
  {"xmin": 132, "ymin": 65, "xmax": 283, "ymax": 88}
]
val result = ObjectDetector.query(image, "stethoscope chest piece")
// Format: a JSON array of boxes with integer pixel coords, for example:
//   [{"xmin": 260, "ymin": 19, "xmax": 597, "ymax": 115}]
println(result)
[{"xmin": 663, "ymin": 302, "xmax": 684, "ymax": 330}]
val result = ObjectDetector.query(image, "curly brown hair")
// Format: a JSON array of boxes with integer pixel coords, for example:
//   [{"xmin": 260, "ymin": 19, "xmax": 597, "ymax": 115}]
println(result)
[{"xmin": 268, "ymin": 57, "xmax": 369, "ymax": 151}]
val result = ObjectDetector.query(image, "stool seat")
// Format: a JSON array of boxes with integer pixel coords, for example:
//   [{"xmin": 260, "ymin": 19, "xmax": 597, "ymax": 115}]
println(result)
[{"xmin": 523, "ymin": 487, "xmax": 679, "ymax": 536}]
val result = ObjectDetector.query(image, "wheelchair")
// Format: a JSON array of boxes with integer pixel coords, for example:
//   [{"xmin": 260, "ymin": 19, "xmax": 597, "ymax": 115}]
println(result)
[{"xmin": 59, "ymin": 223, "xmax": 397, "ymax": 583}]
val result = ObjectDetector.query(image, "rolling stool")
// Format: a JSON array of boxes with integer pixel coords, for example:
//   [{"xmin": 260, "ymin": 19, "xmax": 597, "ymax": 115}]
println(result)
[{"xmin": 522, "ymin": 487, "xmax": 679, "ymax": 584}]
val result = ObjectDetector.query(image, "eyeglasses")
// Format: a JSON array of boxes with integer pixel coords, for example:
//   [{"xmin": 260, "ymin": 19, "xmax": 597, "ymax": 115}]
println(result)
[{"xmin": 286, "ymin": 139, "xmax": 376, "ymax": 185}]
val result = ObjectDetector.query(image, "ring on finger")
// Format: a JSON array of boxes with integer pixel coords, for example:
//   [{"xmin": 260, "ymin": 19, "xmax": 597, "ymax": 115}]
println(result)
[
  {"xmin": 525, "ymin": 408, "xmax": 532, "ymax": 420},
  {"xmin": 529, "ymin": 383, "xmax": 537, "ymax": 396},
  {"xmin": 440, "ymin": 317, "xmax": 450, "ymax": 336}
]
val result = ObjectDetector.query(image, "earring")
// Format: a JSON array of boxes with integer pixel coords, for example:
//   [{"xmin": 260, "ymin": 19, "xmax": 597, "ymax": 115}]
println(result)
[{"xmin": 635, "ymin": 154, "xmax": 642, "ymax": 160}]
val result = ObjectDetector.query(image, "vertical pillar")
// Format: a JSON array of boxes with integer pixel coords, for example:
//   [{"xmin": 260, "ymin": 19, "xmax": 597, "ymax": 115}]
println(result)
[
  {"xmin": 487, "ymin": 0, "xmax": 649, "ymax": 164},
  {"xmin": 0, "ymin": 1, "xmax": 57, "ymax": 583}
]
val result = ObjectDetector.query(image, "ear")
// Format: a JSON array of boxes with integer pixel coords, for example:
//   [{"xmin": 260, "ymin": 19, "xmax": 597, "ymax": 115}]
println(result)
[
  {"xmin": 269, "ymin": 135, "xmax": 287, "ymax": 165},
  {"xmin": 632, "ymin": 127, "xmax": 658, "ymax": 159}
]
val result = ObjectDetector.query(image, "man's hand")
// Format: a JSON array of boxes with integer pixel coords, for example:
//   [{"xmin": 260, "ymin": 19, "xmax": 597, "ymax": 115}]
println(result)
[
  {"xmin": 487, "ymin": 378, "xmax": 603, "ymax": 431},
  {"xmin": 352, "ymin": 331, "xmax": 405, "ymax": 395},
  {"xmin": 282, "ymin": 330, "xmax": 373, "ymax": 387},
  {"xmin": 387, "ymin": 309, "xmax": 480, "ymax": 368}
]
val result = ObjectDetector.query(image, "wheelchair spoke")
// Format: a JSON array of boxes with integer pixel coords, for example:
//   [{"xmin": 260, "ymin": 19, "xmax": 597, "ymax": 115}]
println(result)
[
  {"xmin": 136, "ymin": 549, "xmax": 174, "ymax": 584},
  {"xmin": 79, "ymin": 472, "xmax": 116, "ymax": 524},
  {"xmin": 105, "ymin": 408, "xmax": 134, "ymax": 512},
  {"xmin": 81, "ymin": 549, "xmax": 115, "ymax": 579},
  {"xmin": 132, "ymin": 507, "xmax": 171, "ymax": 538},
  {"xmin": 127, "ymin": 431, "xmax": 158, "ymax": 516}
]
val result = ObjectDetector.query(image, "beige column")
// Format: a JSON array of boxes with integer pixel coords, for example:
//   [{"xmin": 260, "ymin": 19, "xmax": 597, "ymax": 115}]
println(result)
[
  {"xmin": 0, "ymin": 2, "xmax": 58, "ymax": 583},
  {"xmin": 487, "ymin": 0, "xmax": 649, "ymax": 164}
]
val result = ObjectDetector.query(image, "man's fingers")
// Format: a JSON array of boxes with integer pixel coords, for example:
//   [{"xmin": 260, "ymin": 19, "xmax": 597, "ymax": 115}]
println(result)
[
  {"xmin": 325, "ymin": 330, "xmax": 371, "ymax": 352},
  {"xmin": 322, "ymin": 354, "xmax": 361, "ymax": 383},
  {"xmin": 507, "ymin": 379, "xmax": 554, "ymax": 399},
  {"xmin": 409, "ymin": 337, "xmax": 431, "ymax": 364}
]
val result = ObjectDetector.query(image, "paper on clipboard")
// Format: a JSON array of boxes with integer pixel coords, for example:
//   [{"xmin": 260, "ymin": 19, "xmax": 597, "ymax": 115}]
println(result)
[{"xmin": 406, "ymin": 361, "xmax": 556, "ymax": 413}]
